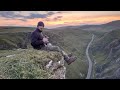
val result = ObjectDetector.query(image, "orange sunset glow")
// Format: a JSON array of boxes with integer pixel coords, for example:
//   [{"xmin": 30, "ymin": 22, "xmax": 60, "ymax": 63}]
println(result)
[{"xmin": 0, "ymin": 11, "xmax": 120, "ymax": 28}]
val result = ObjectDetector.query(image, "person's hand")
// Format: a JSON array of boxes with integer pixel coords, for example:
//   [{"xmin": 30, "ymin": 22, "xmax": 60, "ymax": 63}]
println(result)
[
  {"xmin": 44, "ymin": 35, "xmax": 49, "ymax": 39},
  {"xmin": 43, "ymin": 37, "xmax": 49, "ymax": 44}
]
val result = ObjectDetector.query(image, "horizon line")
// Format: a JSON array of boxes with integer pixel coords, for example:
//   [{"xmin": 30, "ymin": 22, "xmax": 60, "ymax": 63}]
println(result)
[{"xmin": 0, "ymin": 19, "xmax": 119, "ymax": 29}]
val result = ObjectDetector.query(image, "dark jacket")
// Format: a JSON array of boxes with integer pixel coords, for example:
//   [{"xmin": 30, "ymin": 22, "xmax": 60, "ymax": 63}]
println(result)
[{"xmin": 31, "ymin": 28, "xmax": 45, "ymax": 49}]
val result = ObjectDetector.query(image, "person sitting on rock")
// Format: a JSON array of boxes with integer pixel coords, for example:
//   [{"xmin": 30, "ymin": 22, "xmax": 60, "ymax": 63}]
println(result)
[{"xmin": 31, "ymin": 21, "xmax": 77, "ymax": 65}]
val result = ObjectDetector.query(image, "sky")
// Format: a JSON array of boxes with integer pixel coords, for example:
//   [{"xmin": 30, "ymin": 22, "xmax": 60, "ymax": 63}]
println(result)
[{"xmin": 0, "ymin": 11, "xmax": 120, "ymax": 29}]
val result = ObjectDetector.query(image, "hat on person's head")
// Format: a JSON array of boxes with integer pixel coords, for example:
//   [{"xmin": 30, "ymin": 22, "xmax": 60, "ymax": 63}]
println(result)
[{"xmin": 37, "ymin": 21, "xmax": 44, "ymax": 27}]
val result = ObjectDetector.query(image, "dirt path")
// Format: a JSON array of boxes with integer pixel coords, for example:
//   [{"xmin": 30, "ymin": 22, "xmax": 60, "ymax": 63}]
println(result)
[{"xmin": 86, "ymin": 34, "xmax": 95, "ymax": 79}]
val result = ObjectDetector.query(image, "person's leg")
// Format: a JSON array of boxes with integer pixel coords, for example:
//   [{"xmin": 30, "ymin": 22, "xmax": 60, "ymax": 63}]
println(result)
[
  {"xmin": 43, "ymin": 43, "xmax": 77, "ymax": 65},
  {"xmin": 44, "ymin": 43, "xmax": 68, "ymax": 56}
]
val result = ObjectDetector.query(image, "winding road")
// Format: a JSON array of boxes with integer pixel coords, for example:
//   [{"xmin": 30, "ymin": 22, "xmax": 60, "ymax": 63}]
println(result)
[{"xmin": 86, "ymin": 34, "xmax": 95, "ymax": 79}]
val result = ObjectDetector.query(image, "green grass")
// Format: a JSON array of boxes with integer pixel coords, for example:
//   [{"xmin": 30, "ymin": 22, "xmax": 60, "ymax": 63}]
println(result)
[{"xmin": 0, "ymin": 49, "xmax": 62, "ymax": 79}]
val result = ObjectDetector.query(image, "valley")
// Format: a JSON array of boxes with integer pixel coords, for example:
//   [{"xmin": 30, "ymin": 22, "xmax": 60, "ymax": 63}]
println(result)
[{"xmin": 0, "ymin": 20, "xmax": 120, "ymax": 79}]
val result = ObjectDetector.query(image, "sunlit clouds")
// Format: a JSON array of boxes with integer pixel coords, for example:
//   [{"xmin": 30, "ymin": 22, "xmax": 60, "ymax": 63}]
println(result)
[{"xmin": 0, "ymin": 11, "xmax": 120, "ymax": 28}]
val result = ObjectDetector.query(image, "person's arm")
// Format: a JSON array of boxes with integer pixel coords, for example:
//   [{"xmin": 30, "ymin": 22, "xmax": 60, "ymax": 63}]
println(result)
[
  {"xmin": 43, "ymin": 37, "xmax": 49, "ymax": 44},
  {"xmin": 44, "ymin": 35, "xmax": 49, "ymax": 39},
  {"xmin": 31, "ymin": 33, "xmax": 44, "ymax": 45}
]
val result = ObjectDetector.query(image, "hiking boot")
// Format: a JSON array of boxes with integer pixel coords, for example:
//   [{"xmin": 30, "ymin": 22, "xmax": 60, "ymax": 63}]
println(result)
[
  {"xmin": 64, "ymin": 55, "xmax": 69, "ymax": 60},
  {"xmin": 66, "ymin": 56, "xmax": 77, "ymax": 65},
  {"xmin": 68, "ymin": 53, "xmax": 73, "ymax": 57},
  {"xmin": 64, "ymin": 55, "xmax": 77, "ymax": 65}
]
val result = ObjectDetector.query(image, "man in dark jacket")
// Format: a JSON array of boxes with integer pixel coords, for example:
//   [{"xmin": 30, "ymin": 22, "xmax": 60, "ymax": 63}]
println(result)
[{"xmin": 31, "ymin": 21, "xmax": 76, "ymax": 65}]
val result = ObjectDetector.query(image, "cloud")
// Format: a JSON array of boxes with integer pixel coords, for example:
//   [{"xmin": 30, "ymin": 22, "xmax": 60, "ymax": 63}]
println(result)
[
  {"xmin": 17, "ymin": 19, "xmax": 27, "ymax": 22},
  {"xmin": 45, "ymin": 16, "xmax": 63, "ymax": 21},
  {"xmin": 3, "ymin": 18, "xmax": 27, "ymax": 22},
  {"xmin": 24, "ymin": 11, "xmax": 60, "ymax": 19},
  {"xmin": 24, "ymin": 13, "xmax": 47, "ymax": 19},
  {"xmin": 47, "ymin": 12, "xmax": 55, "ymax": 16},
  {"xmin": 0, "ymin": 11, "xmax": 59, "ymax": 21},
  {"xmin": 0, "ymin": 11, "xmax": 16, "ymax": 18},
  {"xmin": 0, "ymin": 12, "xmax": 48, "ymax": 19},
  {"xmin": 46, "ymin": 11, "xmax": 61, "ymax": 15},
  {"xmin": 53, "ymin": 16, "xmax": 63, "ymax": 21},
  {"xmin": 0, "ymin": 11, "xmax": 26, "ymax": 19},
  {"xmin": 56, "ymin": 11, "xmax": 62, "ymax": 13},
  {"xmin": 45, "ymin": 18, "xmax": 51, "ymax": 21}
]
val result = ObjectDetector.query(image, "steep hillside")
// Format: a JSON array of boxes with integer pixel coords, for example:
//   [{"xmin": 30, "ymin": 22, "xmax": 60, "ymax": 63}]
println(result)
[
  {"xmin": 46, "ymin": 29, "xmax": 92, "ymax": 79},
  {"xmin": 91, "ymin": 29, "xmax": 120, "ymax": 79},
  {"xmin": 0, "ymin": 32, "xmax": 31, "ymax": 50}
]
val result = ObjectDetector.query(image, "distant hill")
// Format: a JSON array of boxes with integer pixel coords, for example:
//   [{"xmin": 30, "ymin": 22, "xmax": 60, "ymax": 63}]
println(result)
[
  {"xmin": 53, "ymin": 20, "xmax": 120, "ymax": 33},
  {"xmin": 0, "ymin": 20, "xmax": 120, "ymax": 33},
  {"xmin": 79, "ymin": 20, "xmax": 120, "ymax": 32},
  {"xmin": 0, "ymin": 26, "xmax": 50, "ymax": 33},
  {"xmin": 102, "ymin": 20, "xmax": 120, "ymax": 27}
]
